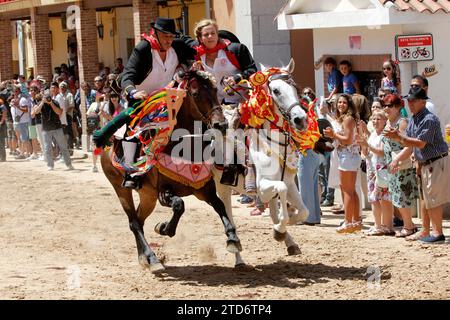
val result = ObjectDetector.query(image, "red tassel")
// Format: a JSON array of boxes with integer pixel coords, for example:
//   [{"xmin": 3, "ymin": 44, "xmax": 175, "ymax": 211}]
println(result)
[{"xmin": 93, "ymin": 147, "xmax": 103, "ymax": 156}]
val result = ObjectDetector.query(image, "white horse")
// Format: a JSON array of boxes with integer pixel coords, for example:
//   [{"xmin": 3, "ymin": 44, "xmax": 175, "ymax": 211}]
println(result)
[{"xmin": 212, "ymin": 59, "xmax": 309, "ymax": 267}]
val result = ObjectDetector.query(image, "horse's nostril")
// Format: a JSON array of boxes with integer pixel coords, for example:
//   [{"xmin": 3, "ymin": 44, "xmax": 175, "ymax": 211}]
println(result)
[{"xmin": 294, "ymin": 117, "xmax": 302, "ymax": 125}]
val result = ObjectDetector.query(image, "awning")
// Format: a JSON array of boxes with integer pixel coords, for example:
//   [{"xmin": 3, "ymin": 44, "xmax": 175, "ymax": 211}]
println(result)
[{"xmin": 277, "ymin": 0, "xmax": 450, "ymax": 30}]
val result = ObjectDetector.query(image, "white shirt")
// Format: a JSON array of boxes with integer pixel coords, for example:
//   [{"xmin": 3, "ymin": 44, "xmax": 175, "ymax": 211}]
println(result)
[
  {"xmin": 55, "ymin": 92, "xmax": 75, "ymax": 125},
  {"xmin": 201, "ymin": 50, "xmax": 240, "ymax": 104},
  {"xmin": 367, "ymin": 131, "xmax": 384, "ymax": 171},
  {"xmin": 136, "ymin": 48, "xmax": 179, "ymax": 95},
  {"xmin": 426, "ymin": 99, "xmax": 435, "ymax": 115},
  {"xmin": 15, "ymin": 97, "xmax": 31, "ymax": 124}
]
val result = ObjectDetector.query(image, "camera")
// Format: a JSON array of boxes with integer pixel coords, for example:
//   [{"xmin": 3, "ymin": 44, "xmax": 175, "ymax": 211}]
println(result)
[{"xmin": 45, "ymin": 95, "xmax": 52, "ymax": 102}]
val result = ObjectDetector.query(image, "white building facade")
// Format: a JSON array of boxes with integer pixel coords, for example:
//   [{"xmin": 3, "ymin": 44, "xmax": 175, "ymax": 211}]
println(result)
[{"xmin": 278, "ymin": 0, "xmax": 450, "ymax": 128}]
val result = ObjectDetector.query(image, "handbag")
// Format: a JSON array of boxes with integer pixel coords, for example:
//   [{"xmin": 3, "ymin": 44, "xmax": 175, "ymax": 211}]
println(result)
[
  {"xmin": 87, "ymin": 114, "xmax": 100, "ymax": 134},
  {"xmin": 375, "ymin": 168, "xmax": 389, "ymax": 188},
  {"xmin": 391, "ymin": 150, "xmax": 413, "ymax": 171},
  {"xmin": 14, "ymin": 112, "xmax": 24, "ymax": 123}
]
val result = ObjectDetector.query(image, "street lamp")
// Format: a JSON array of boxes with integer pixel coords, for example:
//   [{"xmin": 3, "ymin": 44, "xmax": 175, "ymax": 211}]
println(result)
[{"xmin": 97, "ymin": 23, "xmax": 104, "ymax": 39}]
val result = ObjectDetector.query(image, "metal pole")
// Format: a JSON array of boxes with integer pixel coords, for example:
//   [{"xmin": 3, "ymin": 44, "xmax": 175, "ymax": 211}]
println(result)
[{"xmin": 179, "ymin": 0, "xmax": 189, "ymax": 35}]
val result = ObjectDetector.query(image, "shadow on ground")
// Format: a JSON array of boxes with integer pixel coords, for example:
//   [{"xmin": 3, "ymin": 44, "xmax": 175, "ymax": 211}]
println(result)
[{"xmin": 157, "ymin": 260, "xmax": 378, "ymax": 289}]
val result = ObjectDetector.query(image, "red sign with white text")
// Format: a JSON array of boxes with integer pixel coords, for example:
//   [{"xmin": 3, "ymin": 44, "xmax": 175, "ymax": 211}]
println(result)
[{"xmin": 396, "ymin": 34, "xmax": 433, "ymax": 62}]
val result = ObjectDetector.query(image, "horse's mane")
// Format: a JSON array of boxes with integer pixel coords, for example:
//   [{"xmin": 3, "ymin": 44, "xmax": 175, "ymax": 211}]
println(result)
[
  {"xmin": 267, "ymin": 69, "xmax": 301, "ymax": 96},
  {"xmin": 182, "ymin": 69, "xmax": 217, "ymax": 88}
]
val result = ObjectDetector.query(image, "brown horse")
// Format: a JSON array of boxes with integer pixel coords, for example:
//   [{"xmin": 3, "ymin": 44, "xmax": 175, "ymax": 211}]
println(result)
[{"xmin": 101, "ymin": 70, "xmax": 241, "ymax": 272}]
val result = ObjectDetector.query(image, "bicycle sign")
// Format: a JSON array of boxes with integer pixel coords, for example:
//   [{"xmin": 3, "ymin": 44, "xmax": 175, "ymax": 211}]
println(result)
[{"xmin": 396, "ymin": 34, "xmax": 433, "ymax": 62}]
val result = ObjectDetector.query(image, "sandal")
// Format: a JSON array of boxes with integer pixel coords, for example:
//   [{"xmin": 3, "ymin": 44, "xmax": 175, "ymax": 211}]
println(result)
[
  {"xmin": 405, "ymin": 230, "xmax": 429, "ymax": 241},
  {"xmin": 395, "ymin": 227, "xmax": 418, "ymax": 238},
  {"xmin": 336, "ymin": 222, "xmax": 357, "ymax": 234},
  {"xmin": 365, "ymin": 226, "xmax": 385, "ymax": 236},
  {"xmin": 381, "ymin": 226, "xmax": 396, "ymax": 236}
]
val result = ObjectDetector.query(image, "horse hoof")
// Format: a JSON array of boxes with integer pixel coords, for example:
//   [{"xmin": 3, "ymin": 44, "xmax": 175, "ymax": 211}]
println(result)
[
  {"xmin": 154, "ymin": 222, "xmax": 167, "ymax": 235},
  {"xmin": 287, "ymin": 244, "xmax": 302, "ymax": 256},
  {"xmin": 226, "ymin": 241, "xmax": 242, "ymax": 253},
  {"xmin": 150, "ymin": 263, "xmax": 165, "ymax": 274},
  {"xmin": 273, "ymin": 229, "xmax": 286, "ymax": 242},
  {"xmin": 138, "ymin": 255, "xmax": 150, "ymax": 268}
]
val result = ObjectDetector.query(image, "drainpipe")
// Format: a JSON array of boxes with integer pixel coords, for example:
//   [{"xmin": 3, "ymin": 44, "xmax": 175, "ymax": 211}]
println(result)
[
  {"xmin": 17, "ymin": 20, "xmax": 26, "ymax": 76},
  {"xmin": 205, "ymin": 0, "xmax": 211, "ymax": 19},
  {"xmin": 179, "ymin": 0, "xmax": 189, "ymax": 35}
]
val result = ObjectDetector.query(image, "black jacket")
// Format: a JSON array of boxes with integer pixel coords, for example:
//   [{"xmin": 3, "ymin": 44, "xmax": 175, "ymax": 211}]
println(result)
[
  {"xmin": 225, "ymin": 42, "xmax": 258, "ymax": 82},
  {"xmin": 121, "ymin": 38, "xmax": 196, "ymax": 96},
  {"xmin": 182, "ymin": 35, "xmax": 257, "ymax": 83}
]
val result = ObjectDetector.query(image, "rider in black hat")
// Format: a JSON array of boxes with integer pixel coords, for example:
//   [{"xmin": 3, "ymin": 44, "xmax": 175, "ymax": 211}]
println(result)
[{"xmin": 92, "ymin": 17, "xmax": 196, "ymax": 189}]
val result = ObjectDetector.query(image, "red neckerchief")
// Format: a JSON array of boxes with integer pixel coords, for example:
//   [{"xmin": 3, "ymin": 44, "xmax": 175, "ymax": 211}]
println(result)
[
  {"xmin": 194, "ymin": 38, "xmax": 241, "ymax": 70},
  {"xmin": 194, "ymin": 38, "xmax": 230, "ymax": 59},
  {"xmin": 141, "ymin": 31, "xmax": 162, "ymax": 51}
]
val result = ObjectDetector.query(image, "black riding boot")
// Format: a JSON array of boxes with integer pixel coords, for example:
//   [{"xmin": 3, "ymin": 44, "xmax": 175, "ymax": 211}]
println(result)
[
  {"xmin": 220, "ymin": 164, "xmax": 239, "ymax": 186},
  {"xmin": 122, "ymin": 173, "xmax": 142, "ymax": 190}
]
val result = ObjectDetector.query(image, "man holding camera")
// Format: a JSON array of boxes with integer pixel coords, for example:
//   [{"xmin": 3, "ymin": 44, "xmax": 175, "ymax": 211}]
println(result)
[{"xmin": 33, "ymin": 88, "xmax": 74, "ymax": 171}]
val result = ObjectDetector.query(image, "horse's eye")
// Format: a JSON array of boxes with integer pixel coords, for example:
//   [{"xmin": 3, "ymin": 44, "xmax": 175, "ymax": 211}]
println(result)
[{"xmin": 273, "ymin": 89, "xmax": 280, "ymax": 96}]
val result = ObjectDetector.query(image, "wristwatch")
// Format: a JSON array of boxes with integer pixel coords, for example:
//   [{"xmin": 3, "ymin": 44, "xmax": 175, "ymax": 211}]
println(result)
[{"xmin": 128, "ymin": 89, "xmax": 137, "ymax": 100}]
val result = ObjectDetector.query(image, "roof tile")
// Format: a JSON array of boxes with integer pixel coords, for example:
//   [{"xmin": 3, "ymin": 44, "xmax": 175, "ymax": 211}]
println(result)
[{"xmin": 379, "ymin": 0, "xmax": 450, "ymax": 13}]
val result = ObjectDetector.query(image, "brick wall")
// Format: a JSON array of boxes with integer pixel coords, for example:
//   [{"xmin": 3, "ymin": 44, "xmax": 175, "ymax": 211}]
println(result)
[
  {"xmin": 0, "ymin": 19, "xmax": 13, "ymax": 81},
  {"xmin": 30, "ymin": 8, "xmax": 52, "ymax": 82},
  {"xmin": 132, "ymin": 0, "xmax": 158, "ymax": 45},
  {"xmin": 75, "ymin": 6, "xmax": 99, "ymax": 88},
  {"xmin": 75, "ymin": 2, "xmax": 100, "ymax": 136}
]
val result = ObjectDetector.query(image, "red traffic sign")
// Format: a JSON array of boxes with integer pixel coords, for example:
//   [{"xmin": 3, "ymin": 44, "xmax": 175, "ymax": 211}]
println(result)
[{"xmin": 395, "ymin": 34, "xmax": 433, "ymax": 62}]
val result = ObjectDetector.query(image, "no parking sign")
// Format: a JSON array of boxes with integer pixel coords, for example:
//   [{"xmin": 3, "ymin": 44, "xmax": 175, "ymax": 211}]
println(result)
[{"xmin": 395, "ymin": 34, "xmax": 434, "ymax": 62}]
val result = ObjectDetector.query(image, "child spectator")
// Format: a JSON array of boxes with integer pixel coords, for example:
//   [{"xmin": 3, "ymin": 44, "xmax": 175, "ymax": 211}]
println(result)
[
  {"xmin": 339, "ymin": 60, "xmax": 360, "ymax": 95},
  {"xmin": 381, "ymin": 60, "xmax": 401, "ymax": 95},
  {"xmin": 324, "ymin": 57, "xmax": 342, "ymax": 101},
  {"xmin": 366, "ymin": 98, "xmax": 383, "ymax": 133}
]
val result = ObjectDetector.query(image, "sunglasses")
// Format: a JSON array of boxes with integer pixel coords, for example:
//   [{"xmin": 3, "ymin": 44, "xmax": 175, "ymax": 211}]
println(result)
[
  {"xmin": 383, "ymin": 67, "xmax": 392, "ymax": 71},
  {"xmin": 303, "ymin": 91, "xmax": 312, "ymax": 95}
]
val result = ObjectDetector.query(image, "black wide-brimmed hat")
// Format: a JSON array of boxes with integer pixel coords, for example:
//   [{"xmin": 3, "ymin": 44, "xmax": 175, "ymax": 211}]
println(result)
[
  {"xmin": 218, "ymin": 30, "xmax": 240, "ymax": 43},
  {"xmin": 151, "ymin": 17, "xmax": 178, "ymax": 35},
  {"xmin": 403, "ymin": 86, "xmax": 429, "ymax": 100}
]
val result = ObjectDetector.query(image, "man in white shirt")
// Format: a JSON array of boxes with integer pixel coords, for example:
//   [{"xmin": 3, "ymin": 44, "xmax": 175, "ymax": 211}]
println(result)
[
  {"xmin": 10, "ymin": 85, "xmax": 32, "ymax": 159},
  {"xmin": 55, "ymin": 81, "xmax": 75, "ymax": 152}
]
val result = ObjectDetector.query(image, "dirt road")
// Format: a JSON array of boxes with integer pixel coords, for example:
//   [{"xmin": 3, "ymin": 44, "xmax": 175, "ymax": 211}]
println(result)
[{"xmin": 1, "ymin": 152, "xmax": 449, "ymax": 299}]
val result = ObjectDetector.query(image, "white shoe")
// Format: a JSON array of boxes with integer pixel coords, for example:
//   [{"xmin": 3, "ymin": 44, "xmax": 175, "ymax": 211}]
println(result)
[
  {"xmin": 47, "ymin": 167, "xmax": 54, "ymax": 171},
  {"xmin": 38, "ymin": 155, "xmax": 45, "ymax": 161},
  {"xmin": 66, "ymin": 165, "xmax": 74, "ymax": 171},
  {"xmin": 58, "ymin": 158, "xmax": 65, "ymax": 163},
  {"xmin": 92, "ymin": 166, "xmax": 98, "ymax": 173}
]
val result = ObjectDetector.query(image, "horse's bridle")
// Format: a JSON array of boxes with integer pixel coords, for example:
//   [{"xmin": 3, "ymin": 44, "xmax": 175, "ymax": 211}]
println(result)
[
  {"xmin": 184, "ymin": 76, "xmax": 223, "ymax": 128},
  {"xmin": 267, "ymin": 73, "xmax": 305, "ymax": 124}
]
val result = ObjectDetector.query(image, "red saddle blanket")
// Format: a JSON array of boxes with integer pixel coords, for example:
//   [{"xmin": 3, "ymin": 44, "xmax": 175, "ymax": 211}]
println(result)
[{"xmin": 155, "ymin": 153, "xmax": 213, "ymax": 190}]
